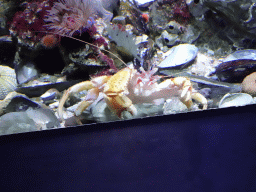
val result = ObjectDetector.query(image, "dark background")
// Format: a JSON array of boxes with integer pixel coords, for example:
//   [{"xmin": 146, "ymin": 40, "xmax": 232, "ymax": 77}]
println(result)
[{"xmin": 0, "ymin": 105, "xmax": 256, "ymax": 192}]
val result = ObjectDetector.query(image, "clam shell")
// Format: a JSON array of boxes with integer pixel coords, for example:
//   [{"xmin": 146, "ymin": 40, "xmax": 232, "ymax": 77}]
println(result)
[
  {"xmin": 218, "ymin": 93, "xmax": 254, "ymax": 108},
  {"xmin": 0, "ymin": 65, "xmax": 17, "ymax": 100},
  {"xmin": 158, "ymin": 44, "xmax": 198, "ymax": 69}
]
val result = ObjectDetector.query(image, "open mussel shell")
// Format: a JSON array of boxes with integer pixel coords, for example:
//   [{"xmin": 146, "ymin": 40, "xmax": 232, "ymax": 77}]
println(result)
[
  {"xmin": 0, "ymin": 94, "xmax": 60, "ymax": 135},
  {"xmin": 214, "ymin": 49, "xmax": 256, "ymax": 83},
  {"xmin": 16, "ymin": 62, "xmax": 38, "ymax": 84},
  {"xmin": 158, "ymin": 44, "xmax": 198, "ymax": 69},
  {"xmin": 3, "ymin": 95, "xmax": 40, "ymax": 113},
  {"xmin": 218, "ymin": 93, "xmax": 254, "ymax": 108}
]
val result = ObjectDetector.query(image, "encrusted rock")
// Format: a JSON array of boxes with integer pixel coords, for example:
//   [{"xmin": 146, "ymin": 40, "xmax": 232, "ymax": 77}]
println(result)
[{"xmin": 112, "ymin": 16, "xmax": 126, "ymax": 25}]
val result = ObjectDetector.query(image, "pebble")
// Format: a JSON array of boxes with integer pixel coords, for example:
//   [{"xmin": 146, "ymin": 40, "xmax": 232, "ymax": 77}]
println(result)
[
  {"xmin": 163, "ymin": 98, "xmax": 188, "ymax": 115},
  {"xmin": 241, "ymin": 72, "xmax": 256, "ymax": 96}
]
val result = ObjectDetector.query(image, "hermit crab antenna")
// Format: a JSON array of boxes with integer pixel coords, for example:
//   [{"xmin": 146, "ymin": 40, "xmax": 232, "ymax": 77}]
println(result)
[{"xmin": 35, "ymin": 31, "xmax": 128, "ymax": 67}]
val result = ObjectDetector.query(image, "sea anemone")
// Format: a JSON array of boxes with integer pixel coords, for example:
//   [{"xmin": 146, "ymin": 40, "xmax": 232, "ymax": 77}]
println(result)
[
  {"xmin": 40, "ymin": 34, "xmax": 59, "ymax": 49},
  {"xmin": 141, "ymin": 13, "xmax": 149, "ymax": 23},
  {"xmin": 44, "ymin": 0, "xmax": 97, "ymax": 36}
]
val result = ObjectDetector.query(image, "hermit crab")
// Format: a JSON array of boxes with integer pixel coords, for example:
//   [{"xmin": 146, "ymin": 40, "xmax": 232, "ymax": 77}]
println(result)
[{"xmin": 57, "ymin": 64, "xmax": 207, "ymax": 120}]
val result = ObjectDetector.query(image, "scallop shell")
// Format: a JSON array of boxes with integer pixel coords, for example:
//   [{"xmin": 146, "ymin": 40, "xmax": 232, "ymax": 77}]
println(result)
[{"xmin": 0, "ymin": 65, "xmax": 17, "ymax": 100}]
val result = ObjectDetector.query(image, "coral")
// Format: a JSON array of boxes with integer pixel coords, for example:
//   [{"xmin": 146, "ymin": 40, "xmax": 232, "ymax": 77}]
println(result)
[
  {"xmin": 171, "ymin": 0, "xmax": 191, "ymax": 23},
  {"xmin": 44, "ymin": 0, "xmax": 97, "ymax": 36},
  {"xmin": 98, "ymin": 52, "xmax": 118, "ymax": 72},
  {"xmin": 9, "ymin": 0, "xmax": 55, "ymax": 45},
  {"xmin": 93, "ymin": 36, "xmax": 108, "ymax": 48}
]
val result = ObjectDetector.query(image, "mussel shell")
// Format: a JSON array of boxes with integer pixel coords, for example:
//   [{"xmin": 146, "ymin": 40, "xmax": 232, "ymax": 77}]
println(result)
[
  {"xmin": 16, "ymin": 62, "xmax": 38, "ymax": 84},
  {"xmin": 15, "ymin": 80, "xmax": 80, "ymax": 97},
  {"xmin": 0, "ymin": 95, "xmax": 60, "ymax": 133},
  {"xmin": 218, "ymin": 93, "xmax": 254, "ymax": 108},
  {"xmin": 215, "ymin": 59, "xmax": 256, "ymax": 83},
  {"xmin": 222, "ymin": 49, "xmax": 256, "ymax": 62},
  {"xmin": 215, "ymin": 50, "xmax": 256, "ymax": 83},
  {"xmin": 5, "ymin": 95, "xmax": 40, "ymax": 113},
  {"xmin": 2, "ymin": 95, "xmax": 60, "ymax": 129},
  {"xmin": 158, "ymin": 44, "xmax": 198, "ymax": 69}
]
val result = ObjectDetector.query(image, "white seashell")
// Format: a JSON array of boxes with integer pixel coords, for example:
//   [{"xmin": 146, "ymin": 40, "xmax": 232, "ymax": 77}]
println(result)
[
  {"xmin": 0, "ymin": 65, "xmax": 17, "ymax": 100},
  {"xmin": 218, "ymin": 93, "xmax": 254, "ymax": 108}
]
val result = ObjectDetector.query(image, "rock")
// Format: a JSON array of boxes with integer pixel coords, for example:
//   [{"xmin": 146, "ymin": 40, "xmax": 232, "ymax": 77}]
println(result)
[
  {"xmin": 155, "ymin": 30, "xmax": 179, "ymax": 50},
  {"xmin": 165, "ymin": 21, "xmax": 183, "ymax": 34},
  {"xmin": 25, "ymin": 108, "xmax": 60, "ymax": 130},
  {"xmin": 242, "ymin": 72, "xmax": 256, "ymax": 96},
  {"xmin": 0, "ymin": 112, "xmax": 37, "ymax": 135},
  {"xmin": 163, "ymin": 97, "xmax": 189, "ymax": 115},
  {"xmin": 186, "ymin": 0, "xmax": 209, "ymax": 18}
]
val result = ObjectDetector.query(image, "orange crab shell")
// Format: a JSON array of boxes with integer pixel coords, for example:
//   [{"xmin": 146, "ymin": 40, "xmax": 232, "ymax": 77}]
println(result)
[
  {"xmin": 103, "ymin": 67, "xmax": 134, "ymax": 95},
  {"xmin": 103, "ymin": 67, "xmax": 137, "ymax": 118}
]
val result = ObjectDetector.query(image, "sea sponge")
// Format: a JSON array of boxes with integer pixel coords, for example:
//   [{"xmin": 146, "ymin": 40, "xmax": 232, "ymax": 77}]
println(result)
[{"xmin": 106, "ymin": 25, "xmax": 140, "ymax": 61}]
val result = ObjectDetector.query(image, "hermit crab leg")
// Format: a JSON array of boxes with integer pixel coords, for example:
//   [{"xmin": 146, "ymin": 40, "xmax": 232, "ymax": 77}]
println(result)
[
  {"xmin": 74, "ymin": 88, "xmax": 100, "ymax": 116},
  {"xmin": 191, "ymin": 92, "xmax": 208, "ymax": 110},
  {"xmin": 58, "ymin": 81, "xmax": 95, "ymax": 120}
]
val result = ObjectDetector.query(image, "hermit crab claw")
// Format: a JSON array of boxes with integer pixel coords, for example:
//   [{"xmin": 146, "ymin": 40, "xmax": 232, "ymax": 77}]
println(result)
[
  {"xmin": 171, "ymin": 77, "xmax": 207, "ymax": 109},
  {"xmin": 191, "ymin": 93, "xmax": 208, "ymax": 110},
  {"xmin": 104, "ymin": 94, "xmax": 137, "ymax": 119}
]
